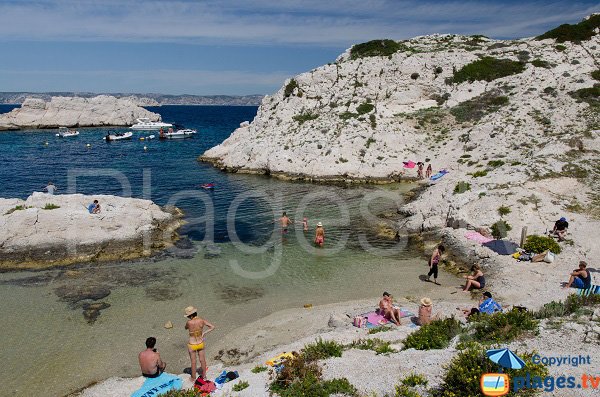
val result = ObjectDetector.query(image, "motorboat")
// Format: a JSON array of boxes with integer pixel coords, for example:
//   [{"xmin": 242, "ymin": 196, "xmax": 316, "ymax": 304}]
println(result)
[
  {"xmin": 130, "ymin": 118, "xmax": 173, "ymax": 130},
  {"xmin": 159, "ymin": 128, "xmax": 197, "ymax": 139},
  {"xmin": 104, "ymin": 131, "xmax": 133, "ymax": 141},
  {"xmin": 56, "ymin": 127, "xmax": 80, "ymax": 137}
]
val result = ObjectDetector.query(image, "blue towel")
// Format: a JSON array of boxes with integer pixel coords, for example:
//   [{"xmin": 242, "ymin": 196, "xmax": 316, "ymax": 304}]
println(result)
[
  {"xmin": 577, "ymin": 285, "xmax": 600, "ymax": 297},
  {"xmin": 131, "ymin": 373, "xmax": 183, "ymax": 397}
]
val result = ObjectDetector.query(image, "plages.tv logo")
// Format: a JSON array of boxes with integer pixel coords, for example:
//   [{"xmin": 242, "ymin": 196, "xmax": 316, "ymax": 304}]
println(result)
[{"xmin": 480, "ymin": 348, "xmax": 525, "ymax": 396}]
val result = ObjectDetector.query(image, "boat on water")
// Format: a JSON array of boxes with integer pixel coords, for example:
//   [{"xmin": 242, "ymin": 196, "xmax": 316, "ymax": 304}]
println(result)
[
  {"xmin": 56, "ymin": 127, "xmax": 80, "ymax": 138},
  {"xmin": 159, "ymin": 128, "xmax": 197, "ymax": 140},
  {"xmin": 130, "ymin": 118, "xmax": 173, "ymax": 130},
  {"xmin": 104, "ymin": 131, "xmax": 133, "ymax": 141}
]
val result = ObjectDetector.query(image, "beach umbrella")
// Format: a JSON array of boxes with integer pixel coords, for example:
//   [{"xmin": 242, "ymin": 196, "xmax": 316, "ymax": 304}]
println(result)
[
  {"xmin": 486, "ymin": 348, "xmax": 525, "ymax": 370},
  {"xmin": 483, "ymin": 240, "xmax": 519, "ymax": 256}
]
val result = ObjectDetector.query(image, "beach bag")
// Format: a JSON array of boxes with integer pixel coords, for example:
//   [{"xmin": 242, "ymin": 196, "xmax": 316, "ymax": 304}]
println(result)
[
  {"xmin": 543, "ymin": 251, "xmax": 555, "ymax": 263},
  {"xmin": 194, "ymin": 378, "xmax": 216, "ymax": 394},
  {"xmin": 353, "ymin": 316, "xmax": 366, "ymax": 328}
]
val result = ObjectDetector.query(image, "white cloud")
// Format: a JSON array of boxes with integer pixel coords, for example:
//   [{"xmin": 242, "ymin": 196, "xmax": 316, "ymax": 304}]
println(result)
[{"xmin": 0, "ymin": 0, "xmax": 596, "ymax": 45}]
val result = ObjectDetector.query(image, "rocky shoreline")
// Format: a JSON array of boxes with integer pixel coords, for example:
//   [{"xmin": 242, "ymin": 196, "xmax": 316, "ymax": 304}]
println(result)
[
  {"xmin": 0, "ymin": 193, "xmax": 183, "ymax": 270},
  {"xmin": 0, "ymin": 95, "xmax": 162, "ymax": 131}
]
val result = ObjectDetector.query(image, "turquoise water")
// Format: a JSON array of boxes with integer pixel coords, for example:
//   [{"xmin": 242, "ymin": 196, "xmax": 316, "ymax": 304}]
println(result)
[{"xmin": 0, "ymin": 105, "xmax": 458, "ymax": 397}]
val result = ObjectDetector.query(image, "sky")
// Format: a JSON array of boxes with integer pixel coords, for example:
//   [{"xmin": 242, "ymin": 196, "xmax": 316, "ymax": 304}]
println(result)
[{"xmin": 0, "ymin": 0, "xmax": 597, "ymax": 95}]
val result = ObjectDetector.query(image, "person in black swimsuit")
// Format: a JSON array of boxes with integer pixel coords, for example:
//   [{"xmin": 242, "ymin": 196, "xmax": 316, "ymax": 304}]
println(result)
[
  {"xmin": 463, "ymin": 264, "xmax": 485, "ymax": 292},
  {"xmin": 427, "ymin": 245, "xmax": 445, "ymax": 285}
]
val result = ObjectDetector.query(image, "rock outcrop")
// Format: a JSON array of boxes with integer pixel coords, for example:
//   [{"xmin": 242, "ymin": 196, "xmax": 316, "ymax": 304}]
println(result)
[
  {"xmin": 0, "ymin": 192, "xmax": 183, "ymax": 269},
  {"xmin": 0, "ymin": 95, "xmax": 161, "ymax": 130}
]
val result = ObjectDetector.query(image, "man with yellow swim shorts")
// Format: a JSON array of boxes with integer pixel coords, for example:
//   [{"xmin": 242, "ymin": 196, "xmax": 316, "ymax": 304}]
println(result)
[{"xmin": 184, "ymin": 306, "xmax": 215, "ymax": 381}]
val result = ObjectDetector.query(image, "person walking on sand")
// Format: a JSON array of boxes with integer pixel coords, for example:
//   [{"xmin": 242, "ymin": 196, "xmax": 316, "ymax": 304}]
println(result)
[
  {"xmin": 426, "ymin": 164, "xmax": 432, "ymax": 178},
  {"xmin": 463, "ymin": 264, "xmax": 485, "ymax": 292},
  {"xmin": 139, "ymin": 337, "xmax": 166, "ymax": 378},
  {"xmin": 279, "ymin": 211, "xmax": 293, "ymax": 234},
  {"xmin": 184, "ymin": 306, "xmax": 215, "ymax": 380},
  {"xmin": 427, "ymin": 245, "xmax": 445, "ymax": 285},
  {"xmin": 315, "ymin": 222, "xmax": 325, "ymax": 247},
  {"xmin": 563, "ymin": 261, "xmax": 591, "ymax": 290}
]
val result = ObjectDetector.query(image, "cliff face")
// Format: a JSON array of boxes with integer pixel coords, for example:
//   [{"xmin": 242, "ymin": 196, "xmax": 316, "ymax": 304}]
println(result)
[
  {"xmin": 201, "ymin": 18, "xmax": 599, "ymax": 184},
  {"xmin": 0, "ymin": 95, "xmax": 161, "ymax": 130}
]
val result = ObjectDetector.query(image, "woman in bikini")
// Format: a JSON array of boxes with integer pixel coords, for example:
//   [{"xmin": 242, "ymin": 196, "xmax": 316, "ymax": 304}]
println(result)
[
  {"xmin": 315, "ymin": 222, "xmax": 325, "ymax": 247},
  {"xmin": 184, "ymin": 306, "xmax": 215, "ymax": 380},
  {"xmin": 462, "ymin": 264, "xmax": 485, "ymax": 292}
]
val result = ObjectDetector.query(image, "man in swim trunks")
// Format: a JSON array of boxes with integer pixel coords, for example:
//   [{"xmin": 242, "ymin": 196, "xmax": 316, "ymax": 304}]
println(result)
[
  {"xmin": 279, "ymin": 211, "xmax": 293, "ymax": 234},
  {"xmin": 184, "ymin": 306, "xmax": 215, "ymax": 380},
  {"xmin": 563, "ymin": 261, "xmax": 591, "ymax": 290},
  {"xmin": 138, "ymin": 337, "xmax": 166, "ymax": 378}
]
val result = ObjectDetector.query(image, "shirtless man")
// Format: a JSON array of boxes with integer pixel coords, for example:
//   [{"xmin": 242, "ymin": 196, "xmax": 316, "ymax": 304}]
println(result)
[
  {"xmin": 184, "ymin": 306, "xmax": 215, "ymax": 380},
  {"xmin": 138, "ymin": 337, "xmax": 166, "ymax": 378},
  {"xmin": 378, "ymin": 292, "xmax": 401, "ymax": 325},
  {"xmin": 279, "ymin": 212, "xmax": 293, "ymax": 233}
]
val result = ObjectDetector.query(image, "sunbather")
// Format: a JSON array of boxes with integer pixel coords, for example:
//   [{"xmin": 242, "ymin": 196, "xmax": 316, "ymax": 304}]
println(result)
[
  {"xmin": 462, "ymin": 264, "xmax": 485, "ymax": 292},
  {"xmin": 378, "ymin": 292, "xmax": 401, "ymax": 325}
]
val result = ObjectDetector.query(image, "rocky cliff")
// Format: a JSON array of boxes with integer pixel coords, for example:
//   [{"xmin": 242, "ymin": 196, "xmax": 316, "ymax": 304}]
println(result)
[
  {"xmin": 0, "ymin": 95, "xmax": 161, "ymax": 130},
  {"xmin": 0, "ymin": 193, "xmax": 183, "ymax": 269}
]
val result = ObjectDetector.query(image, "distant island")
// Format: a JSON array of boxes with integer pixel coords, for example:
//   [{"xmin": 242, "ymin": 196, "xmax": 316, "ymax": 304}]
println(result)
[{"xmin": 0, "ymin": 92, "xmax": 264, "ymax": 106}]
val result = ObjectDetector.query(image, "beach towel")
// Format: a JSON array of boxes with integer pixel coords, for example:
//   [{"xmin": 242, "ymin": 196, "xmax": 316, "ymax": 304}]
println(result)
[
  {"xmin": 430, "ymin": 169, "xmax": 449, "ymax": 181},
  {"xmin": 403, "ymin": 161, "xmax": 416, "ymax": 168},
  {"xmin": 362, "ymin": 308, "xmax": 415, "ymax": 328},
  {"xmin": 577, "ymin": 285, "xmax": 600, "ymax": 296},
  {"xmin": 465, "ymin": 231, "xmax": 494, "ymax": 244},
  {"xmin": 131, "ymin": 373, "xmax": 183, "ymax": 397},
  {"xmin": 266, "ymin": 352, "xmax": 295, "ymax": 366}
]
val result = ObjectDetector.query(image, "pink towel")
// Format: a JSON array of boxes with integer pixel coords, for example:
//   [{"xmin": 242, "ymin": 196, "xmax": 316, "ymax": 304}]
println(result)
[
  {"xmin": 403, "ymin": 161, "xmax": 416, "ymax": 169},
  {"xmin": 465, "ymin": 231, "xmax": 493, "ymax": 244},
  {"xmin": 366, "ymin": 312, "xmax": 389, "ymax": 325}
]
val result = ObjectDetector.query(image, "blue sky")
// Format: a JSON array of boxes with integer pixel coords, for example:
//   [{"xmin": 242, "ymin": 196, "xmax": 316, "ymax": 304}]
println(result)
[{"xmin": 0, "ymin": 0, "xmax": 597, "ymax": 95}]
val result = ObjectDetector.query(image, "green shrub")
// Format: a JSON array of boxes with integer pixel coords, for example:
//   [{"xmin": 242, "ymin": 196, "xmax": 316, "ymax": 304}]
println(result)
[
  {"xmin": 402, "ymin": 373, "xmax": 428, "ymax": 387},
  {"xmin": 535, "ymin": 294, "xmax": 600, "ymax": 319},
  {"xmin": 451, "ymin": 57, "xmax": 526, "ymax": 84},
  {"xmin": 592, "ymin": 70, "xmax": 600, "ymax": 81},
  {"xmin": 5, "ymin": 205, "xmax": 26, "ymax": 215},
  {"xmin": 490, "ymin": 219, "xmax": 512, "ymax": 239},
  {"xmin": 272, "ymin": 369, "xmax": 357, "ymax": 397},
  {"xmin": 403, "ymin": 317, "xmax": 463, "ymax": 350},
  {"xmin": 530, "ymin": 59, "xmax": 550, "ymax": 68},
  {"xmin": 43, "ymin": 203, "xmax": 60, "ymax": 210},
  {"xmin": 410, "ymin": 73, "xmax": 420, "ymax": 80},
  {"xmin": 523, "ymin": 234, "xmax": 561, "ymax": 254},
  {"xmin": 368, "ymin": 325, "xmax": 392, "ymax": 334},
  {"xmin": 293, "ymin": 112, "xmax": 319, "ymax": 124},
  {"xmin": 498, "ymin": 205, "xmax": 511, "ymax": 216},
  {"xmin": 488, "ymin": 160, "xmax": 505, "ymax": 168},
  {"xmin": 394, "ymin": 385, "xmax": 423, "ymax": 397},
  {"xmin": 453, "ymin": 182, "xmax": 471, "ymax": 194},
  {"xmin": 349, "ymin": 338, "xmax": 397, "ymax": 355},
  {"xmin": 356, "ymin": 103, "xmax": 375, "ymax": 115},
  {"xmin": 339, "ymin": 111, "xmax": 358, "ymax": 120},
  {"xmin": 536, "ymin": 14, "xmax": 600, "ymax": 43},
  {"xmin": 284, "ymin": 79, "xmax": 299, "ymax": 98},
  {"xmin": 350, "ymin": 39, "xmax": 407, "ymax": 59},
  {"xmin": 450, "ymin": 91, "xmax": 509, "ymax": 122},
  {"xmin": 555, "ymin": 44, "xmax": 567, "ymax": 51},
  {"xmin": 302, "ymin": 338, "xmax": 344, "ymax": 361},
  {"xmin": 439, "ymin": 345, "xmax": 548, "ymax": 397},
  {"xmin": 369, "ymin": 114, "xmax": 377, "ymax": 129},
  {"xmin": 569, "ymin": 84, "xmax": 600, "ymax": 108},
  {"xmin": 162, "ymin": 389, "xmax": 202, "ymax": 397},
  {"xmin": 472, "ymin": 170, "xmax": 488, "ymax": 177},
  {"xmin": 251, "ymin": 365, "xmax": 268, "ymax": 373},
  {"xmin": 233, "ymin": 380, "xmax": 249, "ymax": 392},
  {"xmin": 470, "ymin": 309, "xmax": 539, "ymax": 343}
]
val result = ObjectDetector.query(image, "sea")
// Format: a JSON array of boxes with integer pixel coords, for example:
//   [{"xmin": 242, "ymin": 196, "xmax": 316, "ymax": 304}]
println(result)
[{"xmin": 0, "ymin": 105, "xmax": 456, "ymax": 396}]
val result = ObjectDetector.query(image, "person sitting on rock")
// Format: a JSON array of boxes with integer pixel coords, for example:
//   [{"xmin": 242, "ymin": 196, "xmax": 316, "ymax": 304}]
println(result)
[
  {"xmin": 139, "ymin": 337, "xmax": 166, "ymax": 378},
  {"xmin": 44, "ymin": 181, "xmax": 57, "ymax": 195},
  {"xmin": 379, "ymin": 292, "xmax": 401, "ymax": 326},
  {"xmin": 418, "ymin": 297, "xmax": 433, "ymax": 326},
  {"xmin": 462, "ymin": 264, "xmax": 485, "ymax": 292},
  {"xmin": 88, "ymin": 199, "xmax": 100, "ymax": 214},
  {"xmin": 550, "ymin": 217, "xmax": 569, "ymax": 241},
  {"xmin": 563, "ymin": 261, "xmax": 591, "ymax": 290}
]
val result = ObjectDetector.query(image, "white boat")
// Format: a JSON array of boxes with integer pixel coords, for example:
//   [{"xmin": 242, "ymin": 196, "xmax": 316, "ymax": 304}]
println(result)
[
  {"xmin": 56, "ymin": 127, "xmax": 80, "ymax": 137},
  {"xmin": 130, "ymin": 118, "xmax": 173, "ymax": 130},
  {"xmin": 159, "ymin": 128, "xmax": 197, "ymax": 139},
  {"xmin": 104, "ymin": 131, "xmax": 133, "ymax": 141}
]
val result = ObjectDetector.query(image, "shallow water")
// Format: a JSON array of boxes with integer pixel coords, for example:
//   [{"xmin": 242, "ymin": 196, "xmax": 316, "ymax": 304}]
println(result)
[{"xmin": 0, "ymin": 105, "xmax": 459, "ymax": 396}]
